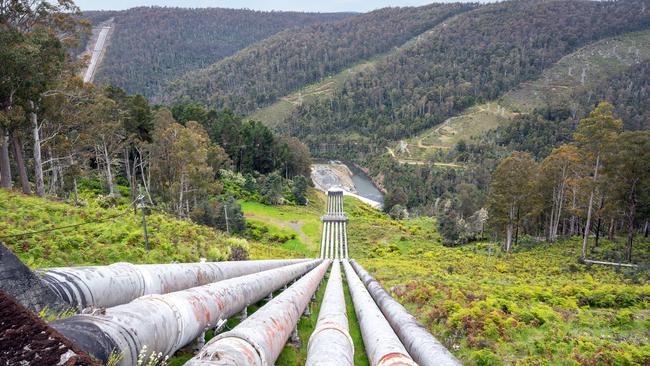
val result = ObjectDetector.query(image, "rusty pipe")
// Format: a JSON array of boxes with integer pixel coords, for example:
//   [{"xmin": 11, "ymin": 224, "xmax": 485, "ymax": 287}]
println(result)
[
  {"xmin": 342, "ymin": 260, "xmax": 416, "ymax": 366},
  {"xmin": 350, "ymin": 260, "xmax": 461, "ymax": 366},
  {"xmin": 186, "ymin": 260, "xmax": 331, "ymax": 366},
  {"xmin": 51, "ymin": 260, "xmax": 321, "ymax": 365},
  {"xmin": 306, "ymin": 261, "xmax": 354, "ymax": 366},
  {"xmin": 38, "ymin": 259, "xmax": 308, "ymax": 309}
]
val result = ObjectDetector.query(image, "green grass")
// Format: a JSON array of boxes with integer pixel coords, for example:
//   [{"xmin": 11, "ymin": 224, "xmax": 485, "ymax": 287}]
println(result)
[
  {"xmin": 342, "ymin": 268, "xmax": 370, "ymax": 366},
  {"xmin": 4, "ymin": 187, "xmax": 649, "ymax": 365},
  {"xmin": 0, "ymin": 189, "xmax": 294, "ymax": 268}
]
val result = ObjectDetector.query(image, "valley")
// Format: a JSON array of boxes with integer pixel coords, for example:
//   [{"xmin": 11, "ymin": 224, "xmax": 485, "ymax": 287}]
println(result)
[{"xmin": 1, "ymin": 0, "xmax": 649, "ymax": 365}]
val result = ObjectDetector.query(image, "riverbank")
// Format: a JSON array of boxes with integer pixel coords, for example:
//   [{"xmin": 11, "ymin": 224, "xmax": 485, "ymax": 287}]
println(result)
[{"xmin": 310, "ymin": 161, "xmax": 383, "ymax": 209}]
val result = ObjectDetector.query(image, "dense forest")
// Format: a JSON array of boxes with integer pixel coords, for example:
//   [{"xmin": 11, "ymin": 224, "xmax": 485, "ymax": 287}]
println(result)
[
  {"xmin": 277, "ymin": 0, "xmax": 650, "ymax": 151},
  {"xmin": 84, "ymin": 7, "xmax": 352, "ymax": 97},
  {"xmin": 161, "ymin": 3, "xmax": 474, "ymax": 114},
  {"xmin": 581, "ymin": 60, "xmax": 650, "ymax": 131},
  {"xmin": 0, "ymin": 2, "xmax": 314, "ymax": 238}
]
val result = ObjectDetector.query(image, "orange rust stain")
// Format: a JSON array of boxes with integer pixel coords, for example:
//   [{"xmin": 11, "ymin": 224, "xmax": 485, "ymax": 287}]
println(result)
[{"xmin": 378, "ymin": 352, "xmax": 414, "ymax": 366}]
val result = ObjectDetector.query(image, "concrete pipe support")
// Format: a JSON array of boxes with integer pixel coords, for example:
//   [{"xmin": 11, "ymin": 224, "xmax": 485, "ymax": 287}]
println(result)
[
  {"xmin": 306, "ymin": 261, "xmax": 354, "ymax": 366},
  {"xmin": 350, "ymin": 260, "xmax": 461, "ymax": 366},
  {"xmin": 51, "ymin": 260, "xmax": 321, "ymax": 365},
  {"xmin": 38, "ymin": 259, "xmax": 308, "ymax": 309},
  {"xmin": 186, "ymin": 260, "xmax": 331, "ymax": 366},
  {"xmin": 342, "ymin": 260, "xmax": 416, "ymax": 366}
]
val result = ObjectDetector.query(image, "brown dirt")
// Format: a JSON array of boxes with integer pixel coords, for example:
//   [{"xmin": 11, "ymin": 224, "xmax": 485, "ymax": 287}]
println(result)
[{"xmin": 0, "ymin": 291, "xmax": 100, "ymax": 366}]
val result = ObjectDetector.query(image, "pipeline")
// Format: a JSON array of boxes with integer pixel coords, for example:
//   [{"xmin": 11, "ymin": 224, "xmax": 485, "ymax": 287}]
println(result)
[
  {"xmin": 51, "ymin": 260, "xmax": 321, "ymax": 365},
  {"xmin": 186, "ymin": 260, "xmax": 331, "ymax": 366},
  {"xmin": 306, "ymin": 261, "xmax": 354, "ymax": 366},
  {"xmin": 350, "ymin": 260, "xmax": 461, "ymax": 366},
  {"xmin": 342, "ymin": 260, "xmax": 416, "ymax": 366},
  {"xmin": 38, "ymin": 259, "xmax": 308, "ymax": 309}
]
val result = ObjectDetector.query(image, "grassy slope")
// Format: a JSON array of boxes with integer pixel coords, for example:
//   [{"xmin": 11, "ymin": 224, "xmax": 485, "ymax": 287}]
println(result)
[
  {"xmin": 241, "ymin": 193, "xmax": 650, "ymax": 365},
  {"xmin": 391, "ymin": 30, "xmax": 650, "ymax": 164},
  {"xmin": 0, "ymin": 190, "xmax": 293, "ymax": 268},
  {"xmin": 3, "ymin": 188, "xmax": 648, "ymax": 365},
  {"xmin": 501, "ymin": 30, "xmax": 650, "ymax": 113}
]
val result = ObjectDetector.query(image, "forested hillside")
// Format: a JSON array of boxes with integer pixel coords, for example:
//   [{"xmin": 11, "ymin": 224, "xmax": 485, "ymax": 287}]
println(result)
[
  {"xmin": 160, "ymin": 3, "xmax": 474, "ymax": 114},
  {"xmin": 277, "ymin": 0, "xmax": 649, "ymax": 152},
  {"xmin": 83, "ymin": 7, "xmax": 352, "ymax": 96}
]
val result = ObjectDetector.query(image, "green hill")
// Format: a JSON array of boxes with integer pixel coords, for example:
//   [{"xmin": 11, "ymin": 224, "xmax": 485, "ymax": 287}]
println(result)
[
  {"xmin": 82, "ymin": 7, "xmax": 352, "ymax": 97},
  {"xmin": 390, "ymin": 30, "xmax": 650, "ymax": 163}
]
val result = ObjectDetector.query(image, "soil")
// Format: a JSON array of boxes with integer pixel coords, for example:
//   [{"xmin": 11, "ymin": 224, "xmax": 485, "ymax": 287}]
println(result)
[{"xmin": 0, "ymin": 291, "xmax": 100, "ymax": 366}]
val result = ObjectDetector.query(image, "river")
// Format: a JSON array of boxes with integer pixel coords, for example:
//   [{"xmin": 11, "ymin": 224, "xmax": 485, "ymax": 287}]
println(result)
[{"xmin": 310, "ymin": 160, "xmax": 384, "ymax": 208}]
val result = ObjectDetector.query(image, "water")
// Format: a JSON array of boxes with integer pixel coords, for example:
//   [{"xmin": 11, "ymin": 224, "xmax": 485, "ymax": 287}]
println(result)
[
  {"xmin": 346, "ymin": 164, "xmax": 385, "ymax": 204},
  {"xmin": 311, "ymin": 160, "xmax": 385, "ymax": 206}
]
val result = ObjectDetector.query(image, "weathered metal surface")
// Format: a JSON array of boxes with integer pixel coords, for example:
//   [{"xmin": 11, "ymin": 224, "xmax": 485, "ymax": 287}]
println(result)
[
  {"xmin": 306, "ymin": 261, "xmax": 354, "ymax": 366},
  {"xmin": 0, "ymin": 243, "xmax": 69, "ymax": 314},
  {"xmin": 51, "ymin": 260, "xmax": 321, "ymax": 365},
  {"xmin": 186, "ymin": 260, "xmax": 331, "ymax": 366},
  {"xmin": 38, "ymin": 259, "xmax": 308, "ymax": 309},
  {"xmin": 342, "ymin": 260, "xmax": 416, "ymax": 366},
  {"xmin": 350, "ymin": 260, "xmax": 461, "ymax": 366}
]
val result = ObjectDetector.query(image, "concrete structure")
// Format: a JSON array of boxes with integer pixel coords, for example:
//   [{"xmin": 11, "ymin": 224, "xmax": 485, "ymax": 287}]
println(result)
[
  {"xmin": 306, "ymin": 261, "xmax": 354, "ymax": 366},
  {"xmin": 351, "ymin": 260, "xmax": 461, "ymax": 366},
  {"xmin": 186, "ymin": 260, "xmax": 330, "ymax": 365},
  {"xmin": 51, "ymin": 260, "xmax": 321, "ymax": 365},
  {"xmin": 38, "ymin": 259, "xmax": 308, "ymax": 310},
  {"xmin": 320, "ymin": 188, "xmax": 349, "ymax": 259},
  {"xmin": 342, "ymin": 260, "xmax": 416, "ymax": 366}
]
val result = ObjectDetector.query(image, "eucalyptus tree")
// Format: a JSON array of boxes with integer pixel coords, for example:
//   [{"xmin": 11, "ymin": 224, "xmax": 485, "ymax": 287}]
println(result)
[{"xmin": 573, "ymin": 102, "xmax": 623, "ymax": 259}]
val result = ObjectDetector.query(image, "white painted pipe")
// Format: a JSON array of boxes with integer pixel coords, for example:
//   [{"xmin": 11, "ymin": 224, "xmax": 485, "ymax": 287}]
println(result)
[
  {"xmin": 350, "ymin": 260, "xmax": 461, "ymax": 366},
  {"xmin": 342, "ymin": 260, "xmax": 416, "ymax": 366},
  {"xmin": 343, "ymin": 222, "xmax": 350, "ymax": 259},
  {"xmin": 320, "ymin": 221, "xmax": 327, "ymax": 258},
  {"xmin": 52, "ymin": 260, "xmax": 321, "ymax": 365},
  {"xmin": 38, "ymin": 259, "xmax": 308, "ymax": 309},
  {"xmin": 187, "ymin": 260, "xmax": 331, "ymax": 365},
  {"xmin": 306, "ymin": 261, "xmax": 354, "ymax": 366}
]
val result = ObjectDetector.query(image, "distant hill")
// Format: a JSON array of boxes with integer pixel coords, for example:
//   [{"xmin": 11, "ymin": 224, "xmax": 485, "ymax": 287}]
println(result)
[
  {"xmin": 158, "ymin": 3, "xmax": 475, "ymax": 113},
  {"xmin": 82, "ymin": 7, "xmax": 353, "ymax": 97},
  {"xmin": 273, "ymin": 0, "xmax": 650, "ymax": 154}
]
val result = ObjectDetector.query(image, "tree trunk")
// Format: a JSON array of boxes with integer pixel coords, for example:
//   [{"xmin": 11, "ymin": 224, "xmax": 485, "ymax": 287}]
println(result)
[
  {"xmin": 178, "ymin": 172, "xmax": 185, "ymax": 217},
  {"xmin": 608, "ymin": 217, "xmax": 615, "ymax": 240},
  {"xmin": 31, "ymin": 103, "xmax": 45, "ymax": 197},
  {"xmin": 0, "ymin": 126, "xmax": 13, "ymax": 190},
  {"xmin": 73, "ymin": 176, "xmax": 79, "ymax": 206},
  {"xmin": 514, "ymin": 207, "xmax": 520, "ymax": 247},
  {"xmin": 625, "ymin": 185, "xmax": 637, "ymax": 262},
  {"xmin": 505, "ymin": 203, "xmax": 515, "ymax": 253},
  {"xmin": 102, "ymin": 142, "xmax": 115, "ymax": 195},
  {"xmin": 644, "ymin": 220, "xmax": 648, "ymax": 238},
  {"xmin": 582, "ymin": 153, "xmax": 600, "ymax": 259},
  {"xmin": 11, "ymin": 133, "xmax": 30, "ymax": 194},
  {"xmin": 569, "ymin": 188, "xmax": 577, "ymax": 235}
]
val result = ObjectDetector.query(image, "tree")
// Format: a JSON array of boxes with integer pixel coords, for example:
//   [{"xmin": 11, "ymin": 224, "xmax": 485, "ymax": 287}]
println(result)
[
  {"xmin": 150, "ymin": 111, "xmax": 216, "ymax": 216},
  {"xmin": 539, "ymin": 145, "xmax": 581, "ymax": 242},
  {"xmin": 292, "ymin": 175, "xmax": 310, "ymax": 205},
  {"xmin": 602, "ymin": 131, "xmax": 650, "ymax": 262},
  {"xmin": 488, "ymin": 152, "xmax": 538, "ymax": 253},
  {"xmin": 574, "ymin": 102, "xmax": 623, "ymax": 259},
  {"xmin": 261, "ymin": 171, "xmax": 283, "ymax": 205},
  {"xmin": 437, "ymin": 200, "xmax": 460, "ymax": 246}
]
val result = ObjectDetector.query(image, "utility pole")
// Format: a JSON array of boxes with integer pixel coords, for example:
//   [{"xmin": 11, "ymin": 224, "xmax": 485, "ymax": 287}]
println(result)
[
  {"xmin": 223, "ymin": 203, "xmax": 230, "ymax": 235},
  {"xmin": 138, "ymin": 186, "xmax": 150, "ymax": 251}
]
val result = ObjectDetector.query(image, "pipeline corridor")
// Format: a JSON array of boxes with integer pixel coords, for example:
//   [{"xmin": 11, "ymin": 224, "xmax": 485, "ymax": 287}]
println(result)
[{"xmin": 10, "ymin": 188, "xmax": 462, "ymax": 366}]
